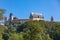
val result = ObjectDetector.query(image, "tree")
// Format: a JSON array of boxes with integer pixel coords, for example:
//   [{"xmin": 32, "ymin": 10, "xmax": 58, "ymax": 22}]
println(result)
[
  {"xmin": 0, "ymin": 9, "xmax": 5, "ymax": 20},
  {"xmin": 8, "ymin": 33, "xmax": 19, "ymax": 40},
  {"xmin": 50, "ymin": 23, "xmax": 60, "ymax": 40},
  {"xmin": 0, "ymin": 26, "xmax": 8, "ymax": 40},
  {"xmin": 19, "ymin": 20, "xmax": 52, "ymax": 40},
  {"xmin": 0, "ymin": 36, "xmax": 3, "ymax": 40},
  {"xmin": 19, "ymin": 32, "xmax": 24, "ymax": 40}
]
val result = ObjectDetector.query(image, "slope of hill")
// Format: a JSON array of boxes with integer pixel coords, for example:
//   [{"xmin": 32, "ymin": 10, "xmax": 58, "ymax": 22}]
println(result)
[{"xmin": 0, "ymin": 20, "xmax": 60, "ymax": 40}]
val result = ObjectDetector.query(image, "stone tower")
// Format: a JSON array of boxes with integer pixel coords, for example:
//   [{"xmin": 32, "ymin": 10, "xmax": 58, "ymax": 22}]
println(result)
[
  {"xmin": 9, "ymin": 13, "xmax": 13, "ymax": 21},
  {"xmin": 51, "ymin": 16, "xmax": 54, "ymax": 22},
  {"xmin": 50, "ymin": 16, "xmax": 54, "ymax": 32}
]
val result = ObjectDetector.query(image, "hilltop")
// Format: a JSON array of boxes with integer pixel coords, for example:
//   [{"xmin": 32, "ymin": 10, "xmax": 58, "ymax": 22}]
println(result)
[{"xmin": 0, "ymin": 20, "xmax": 60, "ymax": 40}]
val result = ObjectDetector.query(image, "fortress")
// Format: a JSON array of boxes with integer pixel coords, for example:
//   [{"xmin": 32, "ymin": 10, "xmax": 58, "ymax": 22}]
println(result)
[{"xmin": 4, "ymin": 12, "xmax": 44, "ymax": 26}]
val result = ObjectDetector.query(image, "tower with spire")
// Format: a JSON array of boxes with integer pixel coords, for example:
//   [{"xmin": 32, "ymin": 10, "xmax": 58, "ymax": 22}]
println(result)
[
  {"xmin": 51, "ymin": 16, "xmax": 54, "ymax": 22},
  {"xmin": 9, "ymin": 13, "xmax": 14, "ymax": 21}
]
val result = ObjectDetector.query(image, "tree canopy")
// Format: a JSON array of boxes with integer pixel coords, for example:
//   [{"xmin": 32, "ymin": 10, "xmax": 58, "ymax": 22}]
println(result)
[
  {"xmin": 0, "ymin": 20, "xmax": 60, "ymax": 40},
  {"xmin": 0, "ymin": 9, "xmax": 6, "ymax": 20}
]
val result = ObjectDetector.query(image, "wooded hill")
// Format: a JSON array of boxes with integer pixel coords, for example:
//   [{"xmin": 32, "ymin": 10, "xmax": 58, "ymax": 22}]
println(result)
[{"xmin": 0, "ymin": 20, "xmax": 60, "ymax": 40}]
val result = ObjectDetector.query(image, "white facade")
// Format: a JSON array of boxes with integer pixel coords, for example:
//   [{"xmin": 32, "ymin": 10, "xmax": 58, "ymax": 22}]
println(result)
[
  {"xmin": 11, "ymin": 16, "xmax": 14, "ymax": 20},
  {"xmin": 30, "ymin": 12, "xmax": 44, "ymax": 21},
  {"xmin": 32, "ymin": 18, "xmax": 44, "ymax": 21}
]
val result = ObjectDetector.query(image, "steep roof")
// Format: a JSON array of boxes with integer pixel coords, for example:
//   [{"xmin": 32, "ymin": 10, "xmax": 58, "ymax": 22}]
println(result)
[{"xmin": 30, "ymin": 12, "xmax": 44, "ymax": 18}]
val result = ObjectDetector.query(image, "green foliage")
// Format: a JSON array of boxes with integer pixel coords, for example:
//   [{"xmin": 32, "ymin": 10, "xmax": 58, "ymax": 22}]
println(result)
[
  {"xmin": 0, "ymin": 26, "xmax": 8, "ymax": 40},
  {"xmin": 0, "ymin": 9, "xmax": 6, "ymax": 20},
  {"xmin": 0, "ymin": 37, "xmax": 3, "ymax": 40},
  {"xmin": 8, "ymin": 32, "xmax": 24, "ymax": 40},
  {"xmin": 20, "ymin": 20, "xmax": 52, "ymax": 40},
  {"xmin": 8, "ymin": 33, "xmax": 19, "ymax": 40},
  {"xmin": 50, "ymin": 22, "xmax": 60, "ymax": 40},
  {"xmin": 0, "ymin": 26, "xmax": 8, "ymax": 35},
  {"xmin": 19, "ymin": 32, "xmax": 24, "ymax": 40},
  {"xmin": 0, "ymin": 20, "xmax": 60, "ymax": 40}
]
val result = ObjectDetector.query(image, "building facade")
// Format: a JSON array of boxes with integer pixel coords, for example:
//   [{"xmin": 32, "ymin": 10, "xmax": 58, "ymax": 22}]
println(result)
[
  {"xmin": 30, "ymin": 12, "xmax": 44, "ymax": 21},
  {"xmin": 4, "ymin": 12, "xmax": 44, "ymax": 26}
]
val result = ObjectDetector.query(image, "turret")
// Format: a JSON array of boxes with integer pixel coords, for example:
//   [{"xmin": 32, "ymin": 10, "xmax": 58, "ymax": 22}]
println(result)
[
  {"xmin": 49, "ymin": 16, "xmax": 54, "ymax": 32},
  {"xmin": 51, "ymin": 16, "xmax": 54, "ymax": 22},
  {"xmin": 9, "ymin": 13, "xmax": 13, "ymax": 21},
  {"xmin": 29, "ymin": 12, "xmax": 33, "ymax": 19}
]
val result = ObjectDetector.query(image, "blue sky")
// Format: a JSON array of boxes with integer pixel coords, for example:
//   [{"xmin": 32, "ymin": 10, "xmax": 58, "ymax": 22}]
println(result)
[{"xmin": 0, "ymin": 0, "xmax": 60, "ymax": 21}]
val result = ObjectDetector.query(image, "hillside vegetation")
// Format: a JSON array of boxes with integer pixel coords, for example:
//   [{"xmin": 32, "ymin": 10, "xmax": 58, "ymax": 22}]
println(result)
[{"xmin": 0, "ymin": 20, "xmax": 60, "ymax": 40}]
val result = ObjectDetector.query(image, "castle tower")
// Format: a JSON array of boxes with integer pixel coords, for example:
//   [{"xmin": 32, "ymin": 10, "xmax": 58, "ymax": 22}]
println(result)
[
  {"xmin": 29, "ymin": 12, "xmax": 33, "ymax": 19},
  {"xmin": 50, "ymin": 16, "xmax": 54, "ymax": 27},
  {"xmin": 49, "ymin": 16, "xmax": 54, "ymax": 32},
  {"xmin": 51, "ymin": 16, "xmax": 54, "ymax": 22},
  {"xmin": 9, "ymin": 13, "xmax": 14, "ymax": 21},
  {"xmin": 9, "ymin": 13, "xmax": 14, "ymax": 26}
]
